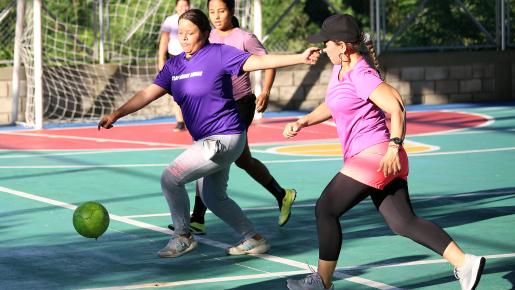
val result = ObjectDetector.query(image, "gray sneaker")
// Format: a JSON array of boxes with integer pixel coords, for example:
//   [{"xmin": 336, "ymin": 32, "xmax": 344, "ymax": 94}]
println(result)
[
  {"xmin": 226, "ymin": 237, "xmax": 270, "ymax": 255},
  {"xmin": 158, "ymin": 235, "xmax": 198, "ymax": 258},
  {"xmin": 287, "ymin": 272, "xmax": 334, "ymax": 290},
  {"xmin": 454, "ymin": 254, "xmax": 486, "ymax": 290}
]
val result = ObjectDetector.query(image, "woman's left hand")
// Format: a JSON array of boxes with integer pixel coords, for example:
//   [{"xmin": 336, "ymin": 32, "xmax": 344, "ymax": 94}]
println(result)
[
  {"xmin": 300, "ymin": 47, "xmax": 322, "ymax": 65},
  {"xmin": 378, "ymin": 146, "xmax": 402, "ymax": 177}
]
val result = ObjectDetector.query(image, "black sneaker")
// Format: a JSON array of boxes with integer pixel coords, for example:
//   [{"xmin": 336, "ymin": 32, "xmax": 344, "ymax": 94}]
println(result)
[{"xmin": 168, "ymin": 222, "xmax": 206, "ymax": 235}]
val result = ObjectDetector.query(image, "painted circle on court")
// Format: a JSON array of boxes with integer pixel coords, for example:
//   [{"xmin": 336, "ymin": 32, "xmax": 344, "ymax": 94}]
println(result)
[{"xmin": 269, "ymin": 140, "xmax": 439, "ymax": 156}]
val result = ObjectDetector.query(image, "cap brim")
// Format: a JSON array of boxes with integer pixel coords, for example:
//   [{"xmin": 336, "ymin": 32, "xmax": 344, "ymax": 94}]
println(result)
[{"xmin": 307, "ymin": 32, "xmax": 328, "ymax": 43}]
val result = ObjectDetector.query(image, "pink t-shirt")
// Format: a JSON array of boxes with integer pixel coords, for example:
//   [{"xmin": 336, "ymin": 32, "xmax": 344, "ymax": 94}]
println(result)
[
  {"xmin": 325, "ymin": 58, "xmax": 390, "ymax": 160},
  {"xmin": 209, "ymin": 28, "xmax": 267, "ymax": 100}
]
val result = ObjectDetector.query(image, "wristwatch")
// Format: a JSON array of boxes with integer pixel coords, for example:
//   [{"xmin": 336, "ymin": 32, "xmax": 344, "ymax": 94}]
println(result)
[{"xmin": 389, "ymin": 137, "xmax": 403, "ymax": 145}]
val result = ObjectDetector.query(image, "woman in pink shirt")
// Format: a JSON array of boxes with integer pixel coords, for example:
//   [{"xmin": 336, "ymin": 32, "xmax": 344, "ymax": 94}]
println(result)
[
  {"xmin": 283, "ymin": 14, "xmax": 485, "ymax": 290},
  {"xmin": 168, "ymin": 0, "xmax": 297, "ymax": 234}
]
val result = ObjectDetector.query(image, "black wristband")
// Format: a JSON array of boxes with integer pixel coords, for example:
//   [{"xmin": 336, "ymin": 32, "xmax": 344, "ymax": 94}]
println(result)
[{"xmin": 389, "ymin": 137, "xmax": 403, "ymax": 145}]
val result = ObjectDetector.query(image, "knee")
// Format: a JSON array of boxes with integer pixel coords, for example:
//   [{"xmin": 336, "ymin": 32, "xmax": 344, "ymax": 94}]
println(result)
[
  {"xmin": 387, "ymin": 217, "xmax": 416, "ymax": 237},
  {"xmin": 315, "ymin": 196, "xmax": 333, "ymax": 220},
  {"xmin": 160, "ymin": 167, "xmax": 182, "ymax": 189}
]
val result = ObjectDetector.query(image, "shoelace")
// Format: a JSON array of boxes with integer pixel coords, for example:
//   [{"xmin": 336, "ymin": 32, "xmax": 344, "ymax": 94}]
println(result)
[
  {"xmin": 454, "ymin": 268, "xmax": 460, "ymax": 280},
  {"xmin": 302, "ymin": 265, "xmax": 322, "ymax": 286}
]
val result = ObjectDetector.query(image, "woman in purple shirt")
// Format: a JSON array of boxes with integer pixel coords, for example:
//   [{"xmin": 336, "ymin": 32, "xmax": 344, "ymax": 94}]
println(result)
[
  {"xmin": 98, "ymin": 9, "xmax": 320, "ymax": 258},
  {"xmin": 283, "ymin": 14, "xmax": 485, "ymax": 290},
  {"xmin": 169, "ymin": 0, "xmax": 296, "ymax": 235}
]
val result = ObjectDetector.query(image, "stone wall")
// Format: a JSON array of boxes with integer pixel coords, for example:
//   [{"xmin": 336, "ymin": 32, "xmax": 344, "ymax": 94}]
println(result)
[
  {"xmin": 1, "ymin": 50, "xmax": 513, "ymax": 125},
  {"xmin": 266, "ymin": 50, "xmax": 514, "ymax": 110}
]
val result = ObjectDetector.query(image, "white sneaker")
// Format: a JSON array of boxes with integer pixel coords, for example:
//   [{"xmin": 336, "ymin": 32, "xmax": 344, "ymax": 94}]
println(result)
[
  {"xmin": 454, "ymin": 254, "xmax": 486, "ymax": 290},
  {"xmin": 226, "ymin": 237, "xmax": 270, "ymax": 255},
  {"xmin": 287, "ymin": 272, "xmax": 334, "ymax": 290},
  {"xmin": 158, "ymin": 235, "xmax": 198, "ymax": 258}
]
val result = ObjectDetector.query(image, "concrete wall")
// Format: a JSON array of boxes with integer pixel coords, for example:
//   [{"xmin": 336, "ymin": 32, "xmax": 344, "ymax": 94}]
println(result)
[
  {"xmin": 1, "ymin": 50, "xmax": 514, "ymax": 125},
  {"xmin": 267, "ymin": 50, "xmax": 515, "ymax": 110}
]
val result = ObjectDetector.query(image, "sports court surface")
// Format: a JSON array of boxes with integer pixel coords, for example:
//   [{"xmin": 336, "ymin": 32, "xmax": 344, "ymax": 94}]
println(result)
[{"xmin": 1, "ymin": 103, "xmax": 514, "ymax": 290}]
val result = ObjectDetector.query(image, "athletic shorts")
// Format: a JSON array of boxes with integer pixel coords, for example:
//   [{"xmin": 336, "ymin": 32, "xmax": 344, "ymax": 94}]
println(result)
[
  {"xmin": 341, "ymin": 141, "xmax": 409, "ymax": 190},
  {"xmin": 235, "ymin": 94, "xmax": 256, "ymax": 129}
]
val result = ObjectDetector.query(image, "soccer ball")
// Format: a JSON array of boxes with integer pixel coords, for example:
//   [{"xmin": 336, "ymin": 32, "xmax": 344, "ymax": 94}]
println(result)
[{"xmin": 73, "ymin": 201, "xmax": 110, "ymax": 239}]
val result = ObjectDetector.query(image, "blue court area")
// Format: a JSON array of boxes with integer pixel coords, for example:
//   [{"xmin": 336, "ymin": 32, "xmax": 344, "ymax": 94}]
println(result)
[{"xmin": 1, "ymin": 103, "xmax": 515, "ymax": 289}]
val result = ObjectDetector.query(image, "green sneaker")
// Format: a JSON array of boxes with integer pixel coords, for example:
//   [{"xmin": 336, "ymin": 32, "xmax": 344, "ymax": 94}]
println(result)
[
  {"xmin": 167, "ymin": 221, "xmax": 206, "ymax": 235},
  {"xmin": 278, "ymin": 189, "xmax": 296, "ymax": 226}
]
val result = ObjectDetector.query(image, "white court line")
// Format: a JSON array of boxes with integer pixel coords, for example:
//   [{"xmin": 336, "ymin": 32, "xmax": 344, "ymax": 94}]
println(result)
[
  {"xmin": 124, "ymin": 188, "xmax": 515, "ymax": 219},
  {"xmin": 1, "ymin": 146, "xmax": 515, "ymax": 169},
  {"xmin": 0, "ymin": 148, "xmax": 179, "ymax": 159},
  {"xmin": 0, "ymin": 131, "xmax": 187, "ymax": 148},
  {"xmin": 0, "ymin": 185, "xmax": 398, "ymax": 290},
  {"xmin": 84, "ymin": 252, "xmax": 515, "ymax": 290}
]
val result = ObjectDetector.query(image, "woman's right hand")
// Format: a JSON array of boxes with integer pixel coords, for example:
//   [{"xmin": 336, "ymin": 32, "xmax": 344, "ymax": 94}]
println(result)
[
  {"xmin": 283, "ymin": 121, "xmax": 303, "ymax": 138},
  {"xmin": 300, "ymin": 47, "xmax": 322, "ymax": 65},
  {"xmin": 98, "ymin": 113, "xmax": 118, "ymax": 130}
]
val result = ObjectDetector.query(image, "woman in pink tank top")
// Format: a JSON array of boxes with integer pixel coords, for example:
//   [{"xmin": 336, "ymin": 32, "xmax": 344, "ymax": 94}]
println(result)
[{"xmin": 283, "ymin": 14, "xmax": 485, "ymax": 290}]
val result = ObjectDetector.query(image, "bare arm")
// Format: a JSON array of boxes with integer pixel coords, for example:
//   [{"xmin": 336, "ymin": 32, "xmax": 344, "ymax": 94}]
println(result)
[
  {"xmin": 157, "ymin": 32, "xmax": 169, "ymax": 71},
  {"xmin": 255, "ymin": 68, "xmax": 276, "ymax": 113},
  {"xmin": 283, "ymin": 103, "xmax": 332, "ymax": 138},
  {"xmin": 369, "ymin": 82, "xmax": 406, "ymax": 140},
  {"xmin": 242, "ymin": 47, "xmax": 321, "ymax": 72},
  {"xmin": 369, "ymin": 82, "xmax": 406, "ymax": 177},
  {"xmin": 98, "ymin": 84, "xmax": 168, "ymax": 130}
]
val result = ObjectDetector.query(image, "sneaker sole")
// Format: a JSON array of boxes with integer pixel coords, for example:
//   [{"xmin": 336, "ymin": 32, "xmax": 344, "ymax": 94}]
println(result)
[
  {"xmin": 158, "ymin": 240, "xmax": 198, "ymax": 258},
  {"xmin": 471, "ymin": 257, "xmax": 486, "ymax": 290},
  {"xmin": 278, "ymin": 189, "xmax": 297, "ymax": 227},
  {"xmin": 226, "ymin": 243, "xmax": 271, "ymax": 255}
]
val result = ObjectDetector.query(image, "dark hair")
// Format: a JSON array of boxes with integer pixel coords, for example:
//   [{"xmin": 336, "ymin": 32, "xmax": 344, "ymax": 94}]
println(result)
[
  {"xmin": 359, "ymin": 32, "xmax": 382, "ymax": 80},
  {"xmin": 176, "ymin": 0, "xmax": 190, "ymax": 5},
  {"xmin": 207, "ymin": 0, "xmax": 235, "ymax": 12},
  {"xmin": 207, "ymin": 0, "xmax": 239, "ymax": 28},
  {"xmin": 179, "ymin": 9, "xmax": 212, "ymax": 35},
  {"xmin": 231, "ymin": 16, "xmax": 240, "ymax": 28}
]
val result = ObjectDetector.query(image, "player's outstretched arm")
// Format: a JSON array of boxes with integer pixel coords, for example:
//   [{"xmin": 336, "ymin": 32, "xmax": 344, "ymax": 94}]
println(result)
[
  {"xmin": 98, "ymin": 84, "xmax": 167, "ymax": 130},
  {"xmin": 242, "ymin": 47, "xmax": 321, "ymax": 72},
  {"xmin": 283, "ymin": 103, "xmax": 332, "ymax": 139}
]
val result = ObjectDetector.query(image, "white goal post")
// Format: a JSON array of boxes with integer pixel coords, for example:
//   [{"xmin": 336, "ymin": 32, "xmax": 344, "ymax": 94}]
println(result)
[{"xmin": 15, "ymin": 0, "xmax": 259, "ymax": 128}]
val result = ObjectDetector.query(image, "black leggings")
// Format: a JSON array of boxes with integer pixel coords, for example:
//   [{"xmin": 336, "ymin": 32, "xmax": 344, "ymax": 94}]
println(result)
[{"xmin": 316, "ymin": 173, "xmax": 453, "ymax": 261}]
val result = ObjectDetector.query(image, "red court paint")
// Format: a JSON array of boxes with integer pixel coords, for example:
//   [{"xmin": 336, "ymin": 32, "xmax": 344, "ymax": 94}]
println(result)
[{"xmin": 0, "ymin": 111, "xmax": 490, "ymax": 150}]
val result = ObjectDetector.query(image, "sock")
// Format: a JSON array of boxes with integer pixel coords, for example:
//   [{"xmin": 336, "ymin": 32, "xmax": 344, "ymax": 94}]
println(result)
[
  {"xmin": 190, "ymin": 196, "xmax": 207, "ymax": 224},
  {"xmin": 264, "ymin": 178, "xmax": 286, "ymax": 208}
]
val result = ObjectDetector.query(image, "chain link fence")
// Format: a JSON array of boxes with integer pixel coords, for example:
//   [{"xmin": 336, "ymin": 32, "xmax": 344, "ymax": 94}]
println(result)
[
  {"xmin": 1, "ymin": 0, "xmax": 513, "ymax": 67},
  {"xmin": 0, "ymin": 0, "xmax": 16, "ymax": 66}
]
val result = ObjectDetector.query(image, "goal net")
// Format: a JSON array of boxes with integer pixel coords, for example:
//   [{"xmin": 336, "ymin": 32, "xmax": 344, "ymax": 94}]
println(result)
[{"xmin": 19, "ymin": 0, "xmax": 253, "ymax": 127}]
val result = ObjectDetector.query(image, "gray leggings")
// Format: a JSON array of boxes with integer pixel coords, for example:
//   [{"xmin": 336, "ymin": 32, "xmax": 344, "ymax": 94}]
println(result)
[{"xmin": 160, "ymin": 132, "xmax": 257, "ymax": 239}]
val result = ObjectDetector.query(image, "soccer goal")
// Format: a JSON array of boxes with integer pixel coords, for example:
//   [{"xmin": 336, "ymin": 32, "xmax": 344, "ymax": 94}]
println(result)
[{"xmin": 14, "ymin": 0, "xmax": 257, "ymax": 128}]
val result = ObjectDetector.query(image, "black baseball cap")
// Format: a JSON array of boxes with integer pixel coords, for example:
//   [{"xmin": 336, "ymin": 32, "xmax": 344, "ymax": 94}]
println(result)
[{"xmin": 307, "ymin": 14, "xmax": 361, "ymax": 43}]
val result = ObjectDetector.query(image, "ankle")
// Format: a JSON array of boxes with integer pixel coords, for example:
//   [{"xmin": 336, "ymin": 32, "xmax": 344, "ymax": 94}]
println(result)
[{"xmin": 180, "ymin": 233, "xmax": 191, "ymax": 239}]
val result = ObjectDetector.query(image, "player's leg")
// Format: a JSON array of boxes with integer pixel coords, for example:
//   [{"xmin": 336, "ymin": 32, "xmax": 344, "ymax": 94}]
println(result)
[
  {"xmin": 372, "ymin": 178, "xmax": 486, "ymax": 289},
  {"xmin": 159, "ymin": 133, "xmax": 246, "ymax": 257},
  {"xmin": 234, "ymin": 94, "xmax": 297, "ymax": 226},
  {"xmin": 287, "ymin": 173, "xmax": 373, "ymax": 290}
]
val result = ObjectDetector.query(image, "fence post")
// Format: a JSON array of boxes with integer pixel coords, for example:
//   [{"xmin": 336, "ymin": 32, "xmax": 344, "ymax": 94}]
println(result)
[{"xmin": 11, "ymin": 0, "xmax": 25, "ymax": 124}]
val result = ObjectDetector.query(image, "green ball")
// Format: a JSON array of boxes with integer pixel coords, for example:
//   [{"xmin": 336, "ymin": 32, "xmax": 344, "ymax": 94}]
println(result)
[{"xmin": 73, "ymin": 201, "xmax": 110, "ymax": 239}]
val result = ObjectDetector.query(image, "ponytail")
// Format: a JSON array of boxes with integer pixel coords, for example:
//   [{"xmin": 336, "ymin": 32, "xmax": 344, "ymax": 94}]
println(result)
[
  {"xmin": 361, "ymin": 32, "xmax": 382, "ymax": 80},
  {"xmin": 231, "ymin": 16, "xmax": 240, "ymax": 28}
]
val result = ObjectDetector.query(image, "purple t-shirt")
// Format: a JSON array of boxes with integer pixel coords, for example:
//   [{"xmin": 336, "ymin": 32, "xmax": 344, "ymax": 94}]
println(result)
[
  {"xmin": 154, "ymin": 43, "xmax": 250, "ymax": 140},
  {"xmin": 325, "ymin": 58, "xmax": 390, "ymax": 159},
  {"xmin": 209, "ymin": 28, "xmax": 267, "ymax": 100}
]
